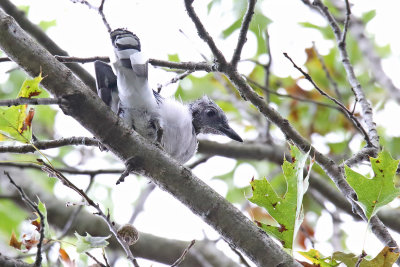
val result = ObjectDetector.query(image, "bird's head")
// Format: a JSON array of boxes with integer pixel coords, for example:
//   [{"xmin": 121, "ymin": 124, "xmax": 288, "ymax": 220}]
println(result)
[
  {"xmin": 110, "ymin": 29, "xmax": 141, "ymax": 51},
  {"xmin": 189, "ymin": 96, "xmax": 243, "ymax": 142}
]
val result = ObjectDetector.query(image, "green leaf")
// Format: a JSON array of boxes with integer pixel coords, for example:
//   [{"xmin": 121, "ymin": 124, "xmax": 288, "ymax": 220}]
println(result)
[
  {"xmin": 248, "ymin": 145, "xmax": 312, "ymax": 250},
  {"xmin": 249, "ymin": 13, "xmax": 272, "ymax": 56},
  {"xmin": 222, "ymin": 18, "xmax": 242, "ymax": 39},
  {"xmin": 333, "ymin": 247, "xmax": 399, "ymax": 267},
  {"xmin": 361, "ymin": 10, "xmax": 376, "ymax": 24},
  {"xmin": 38, "ymin": 20, "xmax": 56, "ymax": 32},
  {"xmin": 0, "ymin": 105, "xmax": 32, "ymax": 142},
  {"xmin": 75, "ymin": 232, "xmax": 111, "ymax": 253},
  {"xmin": 345, "ymin": 150, "xmax": 400, "ymax": 220},
  {"xmin": 299, "ymin": 22, "xmax": 335, "ymax": 39},
  {"xmin": 17, "ymin": 73, "xmax": 43, "ymax": 98},
  {"xmin": 168, "ymin": 53, "xmax": 180, "ymax": 62},
  {"xmin": 299, "ymin": 249, "xmax": 339, "ymax": 267},
  {"xmin": 18, "ymin": 5, "xmax": 30, "ymax": 14},
  {"xmin": 36, "ymin": 198, "xmax": 51, "ymax": 239}
]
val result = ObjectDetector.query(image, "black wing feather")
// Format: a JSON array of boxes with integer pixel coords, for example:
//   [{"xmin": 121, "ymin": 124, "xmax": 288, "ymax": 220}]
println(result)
[{"xmin": 94, "ymin": 60, "xmax": 118, "ymax": 107}]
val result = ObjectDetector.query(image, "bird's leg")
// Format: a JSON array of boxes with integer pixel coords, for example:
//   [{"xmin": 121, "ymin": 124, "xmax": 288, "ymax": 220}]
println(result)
[
  {"xmin": 156, "ymin": 127, "xmax": 163, "ymax": 144},
  {"xmin": 148, "ymin": 117, "xmax": 164, "ymax": 149}
]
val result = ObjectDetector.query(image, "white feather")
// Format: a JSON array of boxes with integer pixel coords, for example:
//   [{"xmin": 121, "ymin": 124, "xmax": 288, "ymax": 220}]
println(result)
[{"xmin": 159, "ymin": 98, "xmax": 197, "ymax": 163}]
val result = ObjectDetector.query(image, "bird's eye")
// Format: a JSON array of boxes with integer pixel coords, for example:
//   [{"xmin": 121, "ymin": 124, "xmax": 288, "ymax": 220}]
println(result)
[{"xmin": 206, "ymin": 110, "xmax": 216, "ymax": 117}]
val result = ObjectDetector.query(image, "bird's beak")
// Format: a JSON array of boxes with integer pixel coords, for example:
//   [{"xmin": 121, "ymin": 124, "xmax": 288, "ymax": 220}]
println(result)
[{"xmin": 218, "ymin": 124, "xmax": 243, "ymax": 142}]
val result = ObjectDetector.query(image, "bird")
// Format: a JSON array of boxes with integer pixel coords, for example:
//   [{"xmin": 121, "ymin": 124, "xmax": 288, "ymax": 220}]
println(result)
[{"xmin": 95, "ymin": 29, "xmax": 242, "ymax": 164}]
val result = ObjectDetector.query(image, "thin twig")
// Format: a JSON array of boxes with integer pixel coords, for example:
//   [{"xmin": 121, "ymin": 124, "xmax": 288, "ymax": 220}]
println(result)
[
  {"xmin": 0, "ymin": 97, "xmax": 61, "ymax": 106},
  {"xmin": 247, "ymin": 77, "xmax": 341, "ymax": 110},
  {"xmin": 157, "ymin": 70, "xmax": 194, "ymax": 93},
  {"xmin": 264, "ymin": 28, "xmax": 273, "ymax": 142},
  {"xmin": 183, "ymin": 0, "xmax": 227, "ymax": 67},
  {"xmin": 0, "ymin": 162, "xmax": 124, "ymax": 176},
  {"xmin": 70, "ymin": 0, "xmax": 111, "ymax": 33},
  {"xmin": 231, "ymin": 0, "xmax": 256, "ymax": 67},
  {"xmin": 0, "ymin": 136, "xmax": 101, "ymax": 153},
  {"xmin": 36, "ymin": 159, "xmax": 139, "ymax": 265},
  {"xmin": 4, "ymin": 171, "xmax": 44, "ymax": 267},
  {"xmin": 55, "ymin": 55, "xmax": 110, "ymax": 64},
  {"xmin": 283, "ymin": 52, "xmax": 372, "ymax": 147},
  {"xmin": 170, "ymin": 240, "xmax": 196, "ymax": 267},
  {"xmin": 186, "ymin": 155, "xmax": 211, "ymax": 169},
  {"xmin": 0, "ymin": 57, "xmax": 11, "ymax": 62},
  {"xmin": 58, "ymin": 175, "xmax": 96, "ymax": 239},
  {"xmin": 149, "ymin": 58, "xmax": 214, "ymax": 72},
  {"xmin": 312, "ymin": 43, "xmax": 342, "ymax": 101},
  {"xmin": 86, "ymin": 252, "xmax": 106, "ymax": 267},
  {"xmin": 128, "ymin": 183, "xmax": 156, "ymax": 224},
  {"xmin": 312, "ymin": 0, "xmax": 379, "ymax": 148},
  {"xmin": 355, "ymin": 250, "xmax": 367, "ymax": 267},
  {"xmin": 102, "ymin": 249, "xmax": 111, "ymax": 267},
  {"xmin": 229, "ymin": 244, "xmax": 251, "ymax": 267},
  {"xmin": 98, "ymin": 0, "xmax": 111, "ymax": 33},
  {"xmin": 341, "ymin": 0, "xmax": 351, "ymax": 45}
]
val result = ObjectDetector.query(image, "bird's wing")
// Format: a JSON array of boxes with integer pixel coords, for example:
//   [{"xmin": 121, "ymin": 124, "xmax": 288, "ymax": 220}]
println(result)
[{"xmin": 94, "ymin": 60, "xmax": 119, "ymax": 113}]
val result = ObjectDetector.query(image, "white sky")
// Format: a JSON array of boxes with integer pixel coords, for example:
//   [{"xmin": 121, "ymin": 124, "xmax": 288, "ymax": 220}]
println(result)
[{"xmin": 2, "ymin": 0, "xmax": 400, "ymax": 266}]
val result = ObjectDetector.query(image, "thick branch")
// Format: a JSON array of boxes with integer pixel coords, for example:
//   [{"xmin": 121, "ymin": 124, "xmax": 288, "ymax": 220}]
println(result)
[
  {"xmin": 0, "ymin": 9, "xmax": 297, "ymax": 267},
  {"xmin": 0, "ymin": 254, "xmax": 33, "ymax": 267}
]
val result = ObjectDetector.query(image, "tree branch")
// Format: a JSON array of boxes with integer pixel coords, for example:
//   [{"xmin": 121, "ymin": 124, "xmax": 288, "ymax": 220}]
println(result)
[
  {"xmin": 283, "ymin": 52, "xmax": 372, "ymax": 146},
  {"xmin": 3, "ymin": 171, "xmax": 44, "ymax": 267},
  {"xmin": 0, "ymin": 254, "xmax": 33, "ymax": 267},
  {"xmin": 0, "ymin": 97, "xmax": 61, "ymax": 106},
  {"xmin": 55, "ymin": 55, "xmax": 110, "ymax": 64},
  {"xmin": 0, "ymin": 136, "xmax": 100, "ymax": 153},
  {"xmin": 231, "ymin": 0, "xmax": 256, "ymax": 67},
  {"xmin": 0, "ymin": 9, "xmax": 298, "ymax": 267},
  {"xmin": 183, "ymin": 0, "xmax": 227, "ymax": 67},
  {"xmin": 312, "ymin": 0, "xmax": 379, "ymax": 149},
  {"xmin": 247, "ymin": 77, "xmax": 342, "ymax": 110},
  {"xmin": 38, "ymin": 160, "xmax": 139, "ymax": 265},
  {"xmin": 170, "ymin": 240, "xmax": 196, "ymax": 267},
  {"xmin": 312, "ymin": 43, "xmax": 342, "ymax": 101}
]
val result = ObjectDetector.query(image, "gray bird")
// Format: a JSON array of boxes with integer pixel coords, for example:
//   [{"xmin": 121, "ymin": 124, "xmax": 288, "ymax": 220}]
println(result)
[{"xmin": 95, "ymin": 29, "xmax": 242, "ymax": 163}]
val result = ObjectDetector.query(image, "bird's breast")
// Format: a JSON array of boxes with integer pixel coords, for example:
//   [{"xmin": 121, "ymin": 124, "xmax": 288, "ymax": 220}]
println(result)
[{"xmin": 159, "ymin": 99, "xmax": 198, "ymax": 164}]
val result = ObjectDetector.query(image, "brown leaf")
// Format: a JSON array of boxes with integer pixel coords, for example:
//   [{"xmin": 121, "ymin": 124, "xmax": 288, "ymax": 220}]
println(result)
[
  {"xmin": 20, "ymin": 108, "xmax": 35, "ymax": 133},
  {"xmin": 59, "ymin": 248, "xmax": 76, "ymax": 267},
  {"xmin": 297, "ymin": 220, "xmax": 315, "ymax": 250},
  {"xmin": 246, "ymin": 206, "xmax": 273, "ymax": 222},
  {"xmin": 9, "ymin": 231, "xmax": 22, "ymax": 250},
  {"xmin": 305, "ymin": 47, "xmax": 316, "ymax": 63},
  {"xmin": 31, "ymin": 219, "xmax": 41, "ymax": 232}
]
